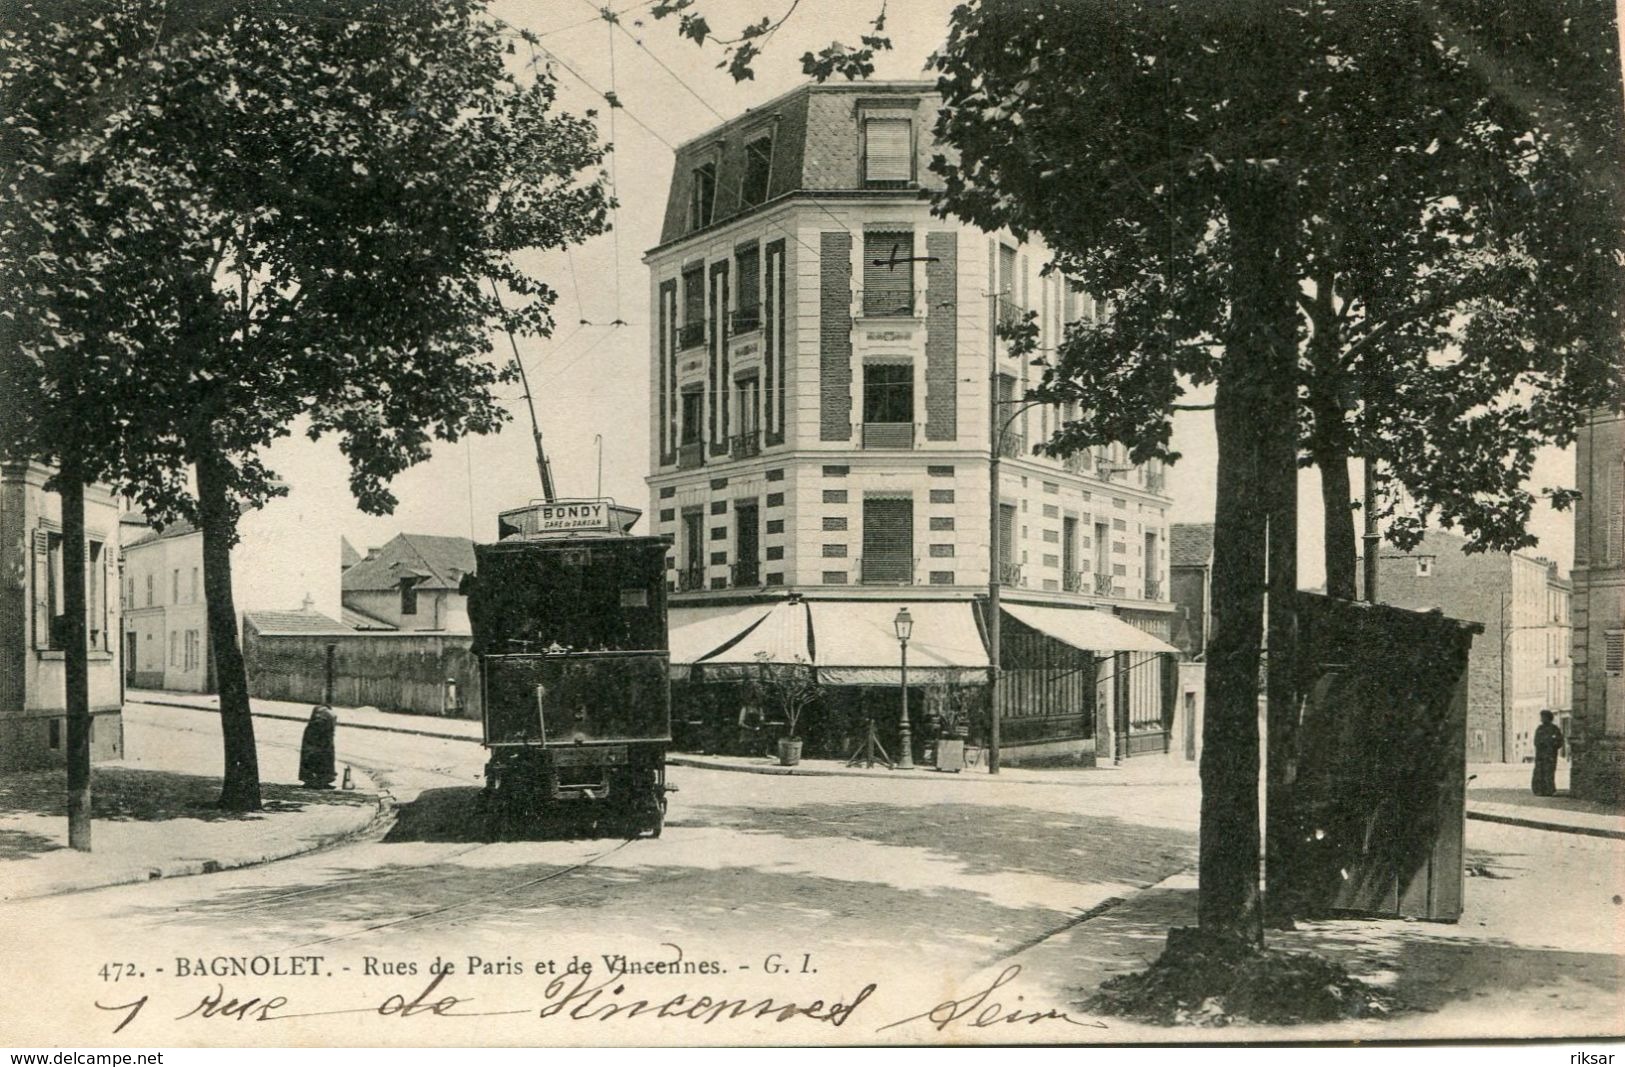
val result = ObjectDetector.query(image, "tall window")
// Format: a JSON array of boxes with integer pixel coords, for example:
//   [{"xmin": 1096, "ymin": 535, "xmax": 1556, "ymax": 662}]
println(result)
[
  {"xmin": 87, "ymin": 541, "xmax": 103, "ymax": 648},
  {"xmin": 145, "ymin": 573, "xmax": 153, "ymax": 606},
  {"xmin": 400, "ymin": 579, "xmax": 418, "ymax": 616},
  {"xmin": 44, "ymin": 531, "xmax": 64, "ymax": 648},
  {"xmin": 689, "ymin": 161, "xmax": 717, "ymax": 230},
  {"xmin": 998, "ymin": 504, "xmax": 1017, "ymax": 581},
  {"xmin": 680, "ymin": 266, "xmax": 705, "ymax": 348},
  {"xmin": 682, "ymin": 511, "xmax": 704, "ymax": 582},
  {"xmin": 1144, "ymin": 531, "xmax": 1160, "ymax": 598},
  {"xmin": 863, "ymin": 117, "xmax": 912, "ymax": 183},
  {"xmin": 861, "ymin": 496, "xmax": 913, "ymax": 583},
  {"xmin": 863, "ymin": 363, "xmax": 913, "ymax": 424},
  {"xmin": 862, "ymin": 230, "xmax": 914, "ymax": 317},
  {"xmin": 1063, "ymin": 517, "xmax": 1079, "ymax": 579},
  {"xmin": 734, "ymin": 244, "xmax": 761, "ymax": 331},
  {"xmin": 680, "ymin": 388, "xmax": 703, "ymax": 445},
  {"xmin": 742, "ymin": 135, "xmax": 773, "ymax": 206},
  {"xmin": 190, "ymin": 567, "xmax": 199, "ymax": 602},
  {"xmin": 171, "ymin": 568, "xmax": 179, "ymax": 603}
]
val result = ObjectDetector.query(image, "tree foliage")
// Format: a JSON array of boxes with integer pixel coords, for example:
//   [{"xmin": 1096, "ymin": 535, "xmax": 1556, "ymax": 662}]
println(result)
[
  {"xmin": 1, "ymin": 0, "xmax": 612, "ymax": 807},
  {"xmin": 933, "ymin": 0, "xmax": 1624, "ymax": 561}
]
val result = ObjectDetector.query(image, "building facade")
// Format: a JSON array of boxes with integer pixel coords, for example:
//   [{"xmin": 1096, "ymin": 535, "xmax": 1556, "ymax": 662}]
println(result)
[
  {"xmin": 1570, "ymin": 408, "xmax": 1624, "ymax": 803},
  {"xmin": 340, "ymin": 534, "xmax": 475, "ymax": 633},
  {"xmin": 122, "ymin": 491, "xmax": 342, "ymax": 693},
  {"xmin": 645, "ymin": 82, "xmax": 1177, "ymax": 763},
  {"xmin": 0, "ymin": 462, "xmax": 125, "ymax": 771},
  {"xmin": 1373, "ymin": 528, "xmax": 1565, "ymax": 764},
  {"xmin": 122, "ymin": 520, "xmax": 209, "ymax": 691}
]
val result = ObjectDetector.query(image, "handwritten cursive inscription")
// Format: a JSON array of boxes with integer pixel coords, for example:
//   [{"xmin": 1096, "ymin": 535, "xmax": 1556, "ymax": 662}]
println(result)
[
  {"xmin": 95, "ymin": 971, "xmax": 877, "ymax": 1034},
  {"xmin": 877, "ymin": 965, "xmax": 1105, "ymax": 1033}
]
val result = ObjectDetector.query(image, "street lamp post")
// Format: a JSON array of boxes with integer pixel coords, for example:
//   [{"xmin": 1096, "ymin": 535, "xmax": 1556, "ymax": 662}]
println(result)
[{"xmin": 895, "ymin": 606, "xmax": 914, "ymax": 770}]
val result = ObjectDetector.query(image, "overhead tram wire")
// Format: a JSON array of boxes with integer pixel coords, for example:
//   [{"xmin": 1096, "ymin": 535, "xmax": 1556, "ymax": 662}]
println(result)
[
  {"xmin": 557, "ymin": 1, "xmax": 865, "ymax": 253},
  {"xmin": 605, "ymin": 11, "xmax": 625, "ymax": 324}
]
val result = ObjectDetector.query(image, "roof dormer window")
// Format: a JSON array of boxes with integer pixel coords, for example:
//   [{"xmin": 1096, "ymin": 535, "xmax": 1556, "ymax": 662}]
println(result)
[
  {"xmin": 689, "ymin": 160, "xmax": 718, "ymax": 231},
  {"xmin": 741, "ymin": 134, "xmax": 774, "ymax": 207},
  {"xmin": 862, "ymin": 117, "xmax": 912, "ymax": 185}
]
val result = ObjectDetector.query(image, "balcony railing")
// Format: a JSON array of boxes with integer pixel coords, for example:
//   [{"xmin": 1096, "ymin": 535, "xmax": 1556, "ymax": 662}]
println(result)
[
  {"xmin": 997, "ymin": 561, "xmax": 1023, "ymax": 587},
  {"xmin": 1063, "ymin": 569, "xmax": 1087, "ymax": 594},
  {"xmin": 996, "ymin": 296, "xmax": 1026, "ymax": 331},
  {"xmin": 677, "ymin": 322, "xmax": 705, "ymax": 350},
  {"xmin": 731, "ymin": 560, "xmax": 761, "ymax": 589},
  {"xmin": 859, "ymin": 287, "xmax": 914, "ymax": 318},
  {"xmin": 1094, "ymin": 572, "xmax": 1115, "ymax": 596},
  {"xmin": 859, "ymin": 556, "xmax": 915, "ymax": 585},
  {"xmin": 861, "ymin": 422, "xmax": 914, "ymax": 449},
  {"xmin": 675, "ymin": 566, "xmax": 707, "ymax": 593},
  {"xmin": 731, "ymin": 430, "xmax": 761, "ymax": 459},
  {"xmin": 732, "ymin": 305, "xmax": 762, "ymax": 333},
  {"xmin": 1063, "ymin": 452, "xmax": 1092, "ymax": 475},
  {"xmin": 677, "ymin": 441, "xmax": 705, "ymax": 470},
  {"xmin": 1144, "ymin": 579, "xmax": 1162, "ymax": 601}
]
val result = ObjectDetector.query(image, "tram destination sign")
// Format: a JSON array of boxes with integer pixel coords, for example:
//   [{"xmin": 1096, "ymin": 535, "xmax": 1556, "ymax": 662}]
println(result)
[{"xmin": 503, "ymin": 499, "xmax": 614, "ymax": 536}]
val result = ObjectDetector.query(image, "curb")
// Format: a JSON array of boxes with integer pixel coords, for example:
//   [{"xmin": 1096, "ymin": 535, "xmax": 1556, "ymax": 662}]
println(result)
[
  {"xmin": 1465, "ymin": 808, "xmax": 1625, "ymax": 841},
  {"xmin": 665, "ymin": 754, "xmax": 1197, "ymax": 788},
  {"xmin": 3, "ymin": 769, "xmax": 395, "ymax": 904},
  {"xmin": 132, "ymin": 696, "xmax": 481, "ymax": 744},
  {"xmin": 136, "ymin": 699, "xmax": 1198, "ymax": 789}
]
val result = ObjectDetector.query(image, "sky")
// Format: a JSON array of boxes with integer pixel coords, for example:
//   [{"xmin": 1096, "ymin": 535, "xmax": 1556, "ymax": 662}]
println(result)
[{"xmin": 249, "ymin": 0, "xmax": 1581, "ymax": 609}]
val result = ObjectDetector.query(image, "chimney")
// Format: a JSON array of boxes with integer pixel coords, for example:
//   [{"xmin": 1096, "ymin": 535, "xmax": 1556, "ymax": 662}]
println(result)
[{"xmin": 301, "ymin": 593, "xmax": 315, "ymax": 612}]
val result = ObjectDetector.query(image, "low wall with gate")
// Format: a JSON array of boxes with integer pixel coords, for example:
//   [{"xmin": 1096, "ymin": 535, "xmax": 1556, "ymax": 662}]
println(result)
[{"xmin": 242, "ymin": 627, "xmax": 480, "ymax": 721}]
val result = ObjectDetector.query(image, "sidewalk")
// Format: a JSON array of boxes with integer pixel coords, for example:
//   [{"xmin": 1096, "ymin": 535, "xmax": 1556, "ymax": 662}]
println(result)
[
  {"xmin": 1464, "ymin": 762, "xmax": 1625, "ymax": 839},
  {"xmin": 128, "ymin": 690, "xmax": 1625, "ymax": 834},
  {"xmin": 0, "ymin": 711, "xmax": 388, "ymax": 903}
]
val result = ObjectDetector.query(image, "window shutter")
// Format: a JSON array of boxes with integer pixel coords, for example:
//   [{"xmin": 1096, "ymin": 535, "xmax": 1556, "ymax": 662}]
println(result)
[
  {"xmin": 104, "ymin": 541, "xmax": 116, "ymax": 651},
  {"xmin": 863, "ymin": 231, "xmax": 914, "ymax": 316},
  {"xmin": 31, "ymin": 530, "xmax": 49, "ymax": 650},
  {"xmin": 864, "ymin": 118, "xmax": 912, "ymax": 182},
  {"xmin": 1609, "ymin": 460, "xmax": 1624, "ymax": 564},
  {"xmin": 862, "ymin": 497, "xmax": 913, "ymax": 559}
]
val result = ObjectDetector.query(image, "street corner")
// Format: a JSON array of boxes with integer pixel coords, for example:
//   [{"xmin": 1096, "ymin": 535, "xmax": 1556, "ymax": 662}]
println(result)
[{"xmin": 0, "ymin": 760, "xmax": 388, "ymax": 903}]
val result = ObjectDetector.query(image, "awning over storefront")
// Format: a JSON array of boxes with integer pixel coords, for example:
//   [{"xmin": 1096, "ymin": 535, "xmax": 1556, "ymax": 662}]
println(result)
[
  {"xmin": 809, "ymin": 600, "xmax": 991, "ymax": 685},
  {"xmin": 689, "ymin": 599, "xmax": 814, "ymax": 678},
  {"xmin": 667, "ymin": 603, "xmax": 773, "ymax": 680},
  {"xmin": 1002, "ymin": 602, "xmax": 1179, "ymax": 655}
]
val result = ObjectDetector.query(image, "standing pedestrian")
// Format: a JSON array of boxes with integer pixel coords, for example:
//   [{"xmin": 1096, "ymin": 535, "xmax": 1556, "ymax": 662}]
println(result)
[{"xmin": 1532, "ymin": 709, "xmax": 1564, "ymax": 797}]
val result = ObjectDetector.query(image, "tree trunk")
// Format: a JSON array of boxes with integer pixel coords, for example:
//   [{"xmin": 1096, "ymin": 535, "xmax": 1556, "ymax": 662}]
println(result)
[
  {"xmin": 195, "ymin": 439, "xmax": 261, "ymax": 811},
  {"xmin": 1198, "ymin": 174, "xmax": 1301, "ymax": 949},
  {"xmin": 1311, "ymin": 387, "xmax": 1358, "ymax": 601},
  {"xmin": 60, "ymin": 464, "xmax": 92, "ymax": 851},
  {"xmin": 1263, "ymin": 378, "xmax": 1301, "ymax": 929}
]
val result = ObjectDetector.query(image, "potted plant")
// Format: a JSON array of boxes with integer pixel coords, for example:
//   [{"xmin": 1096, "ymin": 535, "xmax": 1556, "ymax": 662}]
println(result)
[
  {"xmin": 754, "ymin": 652, "xmax": 818, "ymax": 766},
  {"xmin": 934, "ymin": 684, "xmax": 976, "ymax": 773}
]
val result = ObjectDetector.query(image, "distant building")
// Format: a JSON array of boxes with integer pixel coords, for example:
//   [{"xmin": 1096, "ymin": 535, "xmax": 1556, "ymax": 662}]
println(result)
[
  {"xmin": 0, "ymin": 462, "xmax": 125, "ymax": 771},
  {"xmin": 340, "ymin": 534, "xmax": 474, "ymax": 633},
  {"xmin": 1370, "ymin": 528, "xmax": 1563, "ymax": 763},
  {"xmin": 1570, "ymin": 407, "xmax": 1624, "ymax": 803},
  {"xmin": 121, "ymin": 490, "xmax": 342, "ymax": 693},
  {"xmin": 121, "ymin": 518, "xmax": 209, "ymax": 691},
  {"xmin": 1169, "ymin": 523, "xmax": 1214, "ymax": 660}
]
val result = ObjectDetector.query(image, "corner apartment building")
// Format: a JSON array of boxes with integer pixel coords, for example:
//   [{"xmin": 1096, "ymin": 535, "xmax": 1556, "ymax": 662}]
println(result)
[
  {"xmin": 0, "ymin": 462, "xmax": 124, "ymax": 771},
  {"xmin": 1373, "ymin": 528, "xmax": 1570, "ymax": 764},
  {"xmin": 645, "ymin": 82, "xmax": 1177, "ymax": 762},
  {"xmin": 1570, "ymin": 407, "xmax": 1624, "ymax": 802}
]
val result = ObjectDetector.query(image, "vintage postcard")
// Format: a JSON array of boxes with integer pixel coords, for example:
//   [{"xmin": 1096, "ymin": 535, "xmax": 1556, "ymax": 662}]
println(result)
[{"xmin": 2, "ymin": 0, "xmax": 1622, "ymax": 1051}]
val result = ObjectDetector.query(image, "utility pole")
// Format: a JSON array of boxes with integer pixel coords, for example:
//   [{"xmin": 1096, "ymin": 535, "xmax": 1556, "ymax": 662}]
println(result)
[
  {"xmin": 987, "ymin": 287, "xmax": 1002, "ymax": 775},
  {"xmin": 1362, "ymin": 457, "xmax": 1380, "ymax": 603}
]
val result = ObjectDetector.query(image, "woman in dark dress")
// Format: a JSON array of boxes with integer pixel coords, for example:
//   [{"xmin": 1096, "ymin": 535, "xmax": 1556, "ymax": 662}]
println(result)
[{"xmin": 1532, "ymin": 710, "xmax": 1564, "ymax": 797}]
